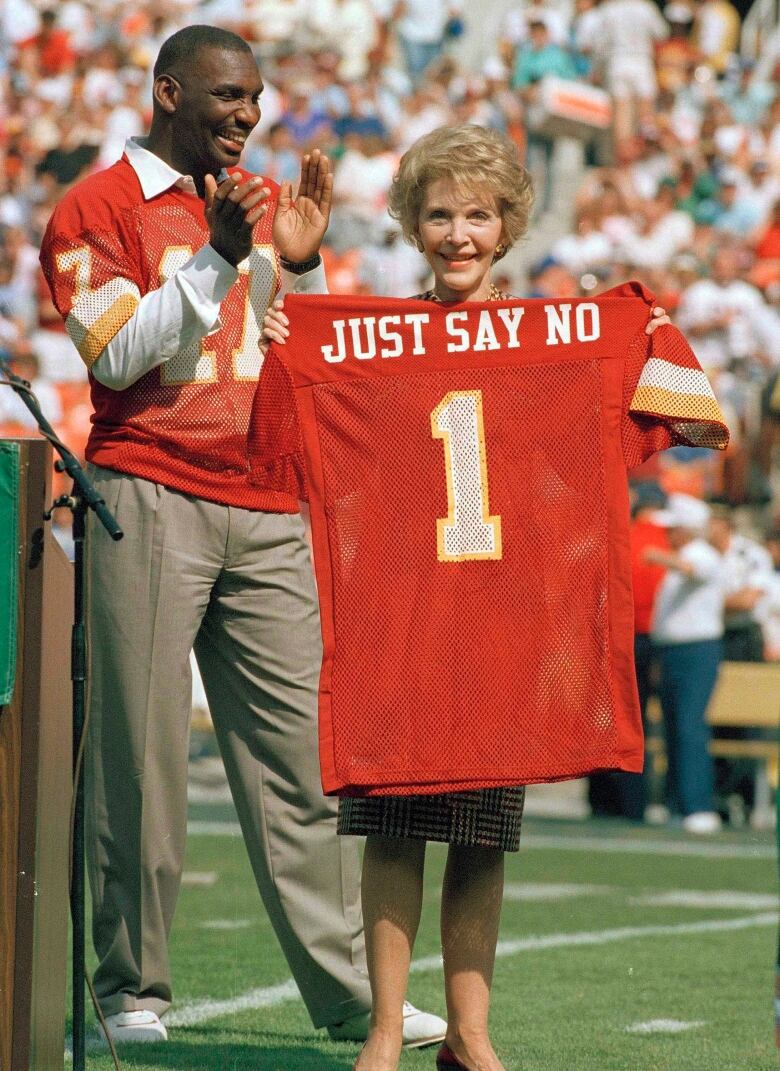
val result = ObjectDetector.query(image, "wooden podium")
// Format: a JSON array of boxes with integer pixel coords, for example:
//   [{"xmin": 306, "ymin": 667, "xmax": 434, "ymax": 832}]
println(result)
[{"xmin": 1, "ymin": 438, "xmax": 72, "ymax": 1071}]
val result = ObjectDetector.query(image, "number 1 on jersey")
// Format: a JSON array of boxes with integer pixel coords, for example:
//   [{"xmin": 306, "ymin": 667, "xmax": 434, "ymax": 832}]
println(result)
[{"xmin": 431, "ymin": 390, "xmax": 502, "ymax": 562}]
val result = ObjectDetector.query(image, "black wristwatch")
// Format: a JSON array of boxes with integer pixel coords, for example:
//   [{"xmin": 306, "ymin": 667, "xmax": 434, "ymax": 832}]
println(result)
[{"xmin": 279, "ymin": 254, "xmax": 322, "ymax": 275}]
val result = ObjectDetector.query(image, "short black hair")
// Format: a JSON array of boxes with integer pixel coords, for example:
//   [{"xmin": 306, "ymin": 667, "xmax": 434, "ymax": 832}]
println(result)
[{"xmin": 153, "ymin": 25, "xmax": 254, "ymax": 80}]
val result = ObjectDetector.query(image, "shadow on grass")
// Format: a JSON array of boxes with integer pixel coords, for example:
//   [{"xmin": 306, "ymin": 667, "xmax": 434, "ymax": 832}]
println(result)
[{"xmin": 115, "ymin": 1035, "xmax": 355, "ymax": 1071}]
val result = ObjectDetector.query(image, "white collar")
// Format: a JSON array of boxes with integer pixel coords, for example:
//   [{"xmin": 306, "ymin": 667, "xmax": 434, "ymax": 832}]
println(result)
[{"xmin": 124, "ymin": 136, "xmax": 198, "ymax": 199}]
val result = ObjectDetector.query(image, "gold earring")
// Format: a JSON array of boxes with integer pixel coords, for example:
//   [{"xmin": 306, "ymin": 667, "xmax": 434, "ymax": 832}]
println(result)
[{"xmin": 495, "ymin": 243, "xmax": 506, "ymax": 257}]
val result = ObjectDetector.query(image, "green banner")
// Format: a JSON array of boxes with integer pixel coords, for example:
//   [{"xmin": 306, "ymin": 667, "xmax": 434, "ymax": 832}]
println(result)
[{"xmin": 0, "ymin": 441, "xmax": 19, "ymax": 705}]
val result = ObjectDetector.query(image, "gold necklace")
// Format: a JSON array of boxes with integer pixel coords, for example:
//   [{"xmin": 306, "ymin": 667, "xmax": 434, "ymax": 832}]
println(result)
[{"xmin": 426, "ymin": 283, "xmax": 505, "ymax": 302}]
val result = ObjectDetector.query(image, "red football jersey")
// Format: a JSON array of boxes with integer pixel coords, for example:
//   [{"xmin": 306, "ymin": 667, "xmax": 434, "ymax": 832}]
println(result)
[
  {"xmin": 248, "ymin": 285, "xmax": 728, "ymax": 795},
  {"xmin": 40, "ymin": 155, "xmax": 295, "ymax": 510}
]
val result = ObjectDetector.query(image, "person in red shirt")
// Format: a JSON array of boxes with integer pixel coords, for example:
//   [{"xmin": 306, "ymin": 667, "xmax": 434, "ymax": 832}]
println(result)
[
  {"xmin": 40, "ymin": 23, "xmax": 444, "ymax": 1052},
  {"xmin": 260, "ymin": 125, "xmax": 687, "ymax": 1071},
  {"xmin": 18, "ymin": 9, "xmax": 77, "ymax": 78},
  {"xmin": 588, "ymin": 481, "xmax": 669, "ymax": 819}
]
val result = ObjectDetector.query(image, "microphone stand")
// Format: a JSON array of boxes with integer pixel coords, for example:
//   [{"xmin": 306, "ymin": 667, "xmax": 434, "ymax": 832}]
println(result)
[{"xmin": 0, "ymin": 361, "xmax": 122, "ymax": 1071}]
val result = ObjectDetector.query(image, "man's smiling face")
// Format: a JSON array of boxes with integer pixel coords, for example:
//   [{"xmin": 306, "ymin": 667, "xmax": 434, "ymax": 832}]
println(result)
[{"xmin": 170, "ymin": 46, "xmax": 263, "ymax": 179}]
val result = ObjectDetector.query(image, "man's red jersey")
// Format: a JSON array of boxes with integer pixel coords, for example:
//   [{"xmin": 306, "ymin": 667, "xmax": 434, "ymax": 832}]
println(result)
[
  {"xmin": 248, "ymin": 285, "xmax": 729, "ymax": 795},
  {"xmin": 40, "ymin": 155, "xmax": 296, "ymax": 510}
]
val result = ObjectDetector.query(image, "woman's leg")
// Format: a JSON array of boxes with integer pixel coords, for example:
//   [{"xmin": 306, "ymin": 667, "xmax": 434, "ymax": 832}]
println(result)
[
  {"xmin": 441, "ymin": 845, "xmax": 506, "ymax": 1070},
  {"xmin": 355, "ymin": 835, "xmax": 427, "ymax": 1071}
]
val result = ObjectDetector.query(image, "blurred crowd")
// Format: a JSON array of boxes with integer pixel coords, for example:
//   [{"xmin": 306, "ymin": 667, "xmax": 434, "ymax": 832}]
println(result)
[
  {"xmin": 1, "ymin": 4, "xmax": 779, "ymax": 583},
  {"xmin": 587, "ymin": 485, "xmax": 779, "ymax": 832}
]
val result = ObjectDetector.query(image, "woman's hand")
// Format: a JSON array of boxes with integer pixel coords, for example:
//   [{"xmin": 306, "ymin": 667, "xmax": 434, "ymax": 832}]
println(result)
[
  {"xmin": 260, "ymin": 298, "xmax": 290, "ymax": 355},
  {"xmin": 646, "ymin": 306, "xmax": 672, "ymax": 334}
]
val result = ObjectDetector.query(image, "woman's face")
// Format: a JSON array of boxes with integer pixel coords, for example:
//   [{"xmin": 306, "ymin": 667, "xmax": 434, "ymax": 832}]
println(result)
[{"xmin": 416, "ymin": 177, "xmax": 504, "ymax": 302}]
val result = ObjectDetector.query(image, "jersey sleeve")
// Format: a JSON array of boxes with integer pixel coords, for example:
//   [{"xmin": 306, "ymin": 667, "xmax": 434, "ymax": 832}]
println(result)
[
  {"xmin": 39, "ymin": 197, "xmax": 143, "ymax": 372},
  {"xmin": 622, "ymin": 323, "xmax": 729, "ymax": 469},
  {"xmin": 247, "ymin": 347, "xmax": 307, "ymax": 500}
]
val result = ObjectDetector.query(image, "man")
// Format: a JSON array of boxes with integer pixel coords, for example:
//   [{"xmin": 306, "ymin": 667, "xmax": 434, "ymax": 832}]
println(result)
[
  {"xmin": 40, "ymin": 25, "xmax": 444, "ymax": 1048},
  {"xmin": 708, "ymin": 506, "xmax": 774, "ymax": 662},
  {"xmin": 591, "ymin": 0, "xmax": 668, "ymax": 145},
  {"xmin": 512, "ymin": 19, "xmax": 577, "ymax": 212},
  {"xmin": 708, "ymin": 505, "xmax": 774, "ymax": 819},
  {"xmin": 647, "ymin": 494, "xmax": 725, "ymax": 834}
]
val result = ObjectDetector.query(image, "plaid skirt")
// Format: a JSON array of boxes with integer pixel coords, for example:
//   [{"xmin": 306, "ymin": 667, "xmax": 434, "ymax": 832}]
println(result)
[{"xmin": 337, "ymin": 786, "xmax": 525, "ymax": 852}]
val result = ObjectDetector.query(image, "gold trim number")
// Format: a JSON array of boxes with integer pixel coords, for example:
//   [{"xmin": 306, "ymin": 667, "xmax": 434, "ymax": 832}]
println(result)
[{"xmin": 431, "ymin": 390, "xmax": 502, "ymax": 562}]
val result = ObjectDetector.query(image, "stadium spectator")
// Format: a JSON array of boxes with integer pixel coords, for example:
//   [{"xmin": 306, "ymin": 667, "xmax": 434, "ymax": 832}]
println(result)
[
  {"xmin": 760, "ymin": 529, "xmax": 780, "ymax": 661},
  {"xmin": 17, "ymin": 8, "xmax": 77, "ymax": 79},
  {"xmin": 306, "ymin": 0, "xmax": 379, "ymax": 81},
  {"xmin": 648, "ymin": 493, "xmax": 725, "ymax": 834},
  {"xmin": 656, "ymin": 4, "xmax": 698, "ymax": 95},
  {"xmin": 709, "ymin": 505, "xmax": 775, "ymax": 661},
  {"xmin": 243, "ymin": 121, "xmax": 302, "ymax": 186},
  {"xmin": 676, "ymin": 246, "xmax": 779, "ymax": 374},
  {"xmin": 278, "ymin": 80, "xmax": 333, "ymax": 149},
  {"xmin": 707, "ymin": 504, "xmax": 775, "ymax": 820},
  {"xmin": 0, "ymin": 346, "xmax": 61, "ymax": 429},
  {"xmin": 692, "ymin": 0, "xmax": 740, "ymax": 78},
  {"xmin": 39, "ymin": 25, "xmax": 443, "ymax": 1050},
  {"xmin": 394, "ymin": 0, "xmax": 464, "ymax": 85},
  {"xmin": 512, "ymin": 19, "xmax": 577, "ymax": 212},
  {"xmin": 713, "ymin": 169, "xmax": 765, "ymax": 237},
  {"xmin": 329, "ymin": 130, "xmax": 397, "ymax": 250},
  {"xmin": 591, "ymin": 0, "xmax": 668, "ymax": 146},
  {"xmin": 589, "ymin": 481, "xmax": 669, "ymax": 822}
]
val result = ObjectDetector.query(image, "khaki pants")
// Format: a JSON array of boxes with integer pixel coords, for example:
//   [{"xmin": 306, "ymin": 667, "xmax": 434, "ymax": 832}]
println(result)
[{"xmin": 85, "ymin": 465, "xmax": 369, "ymax": 1026}]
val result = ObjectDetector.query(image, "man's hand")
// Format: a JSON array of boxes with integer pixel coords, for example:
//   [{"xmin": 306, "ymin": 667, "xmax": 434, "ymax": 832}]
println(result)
[
  {"xmin": 205, "ymin": 172, "xmax": 270, "ymax": 267},
  {"xmin": 273, "ymin": 149, "xmax": 333, "ymax": 264}
]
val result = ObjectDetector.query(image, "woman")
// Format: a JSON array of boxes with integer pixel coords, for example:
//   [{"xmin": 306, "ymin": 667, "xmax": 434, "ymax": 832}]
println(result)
[{"xmin": 263, "ymin": 125, "xmax": 670, "ymax": 1071}]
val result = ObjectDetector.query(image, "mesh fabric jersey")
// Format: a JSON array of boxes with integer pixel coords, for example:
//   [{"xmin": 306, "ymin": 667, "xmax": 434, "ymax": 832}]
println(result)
[
  {"xmin": 249, "ymin": 284, "xmax": 728, "ymax": 796},
  {"xmin": 40, "ymin": 157, "xmax": 293, "ymax": 510}
]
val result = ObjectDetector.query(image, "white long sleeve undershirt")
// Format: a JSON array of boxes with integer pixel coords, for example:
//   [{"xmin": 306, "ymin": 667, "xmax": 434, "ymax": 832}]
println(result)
[{"xmin": 92, "ymin": 246, "xmax": 328, "ymax": 390}]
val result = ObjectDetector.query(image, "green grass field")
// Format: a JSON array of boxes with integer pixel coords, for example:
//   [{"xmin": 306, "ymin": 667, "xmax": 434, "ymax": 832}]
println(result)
[{"xmin": 77, "ymin": 797, "xmax": 778, "ymax": 1071}]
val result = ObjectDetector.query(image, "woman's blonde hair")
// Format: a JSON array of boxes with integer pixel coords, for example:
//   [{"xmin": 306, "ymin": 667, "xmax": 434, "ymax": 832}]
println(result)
[{"xmin": 388, "ymin": 125, "xmax": 534, "ymax": 261}]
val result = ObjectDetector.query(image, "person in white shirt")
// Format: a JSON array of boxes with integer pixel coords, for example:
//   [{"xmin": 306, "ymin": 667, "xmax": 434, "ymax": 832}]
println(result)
[
  {"xmin": 395, "ymin": 0, "xmax": 463, "ymax": 84},
  {"xmin": 648, "ymin": 494, "xmax": 726, "ymax": 833},
  {"xmin": 591, "ymin": 0, "xmax": 668, "ymax": 143},
  {"xmin": 708, "ymin": 506, "xmax": 775, "ymax": 660},
  {"xmin": 708, "ymin": 506, "xmax": 775, "ymax": 817},
  {"xmin": 676, "ymin": 246, "xmax": 780, "ymax": 373}
]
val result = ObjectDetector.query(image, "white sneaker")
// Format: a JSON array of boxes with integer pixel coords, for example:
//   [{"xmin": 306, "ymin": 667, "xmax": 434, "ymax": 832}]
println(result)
[
  {"xmin": 327, "ymin": 1001, "xmax": 446, "ymax": 1049},
  {"xmin": 400, "ymin": 1000, "xmax": 447, "ymax": 1048},
  {"xmin": 100, "ymin": 1010, "xmax": 168, "ymax": 1043},
  {"xmin": 682, "ymin": 811, "xmax": 722, "ymax": 835}
]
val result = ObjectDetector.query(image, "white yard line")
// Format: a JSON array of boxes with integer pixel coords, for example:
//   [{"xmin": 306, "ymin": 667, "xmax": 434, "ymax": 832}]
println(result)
[
  {"xmin": 187, "ymin": 821, "xmax": 775, "ymax": 859},
  {"xmin": 503, "ymin": 882, "xmax": 614, "ymax": 901},
  {"xmin": 182, "ymin": 872, "xmax": 218, "ymax": 887},
  {"xmin": 631, "ymin": 890, "xmax": 779, "ymax": 910},
  {"xmin": 165, "ymin": 980, "xmax": 300, "ymax": 1027},
  {"xmin": 625, "ymin": 1019, "xmax": 706, "ymax": 1034},
  {"xmin": 521, "ymin": 833, "xmax": 775, "ymax": 860},
  {"xmin": 188, "ymin": 820, "xmax": 242, "ymax": 836},
  {"xmin": 152, "ymin": 912, "xmax": 777, "ymax": 1029},
  {"xmin": 199, "ymin": 918, "xmax": 253, "ymax": 930},
  {"xmin": 408, "ymin": 912, "xmax": 777, "ymax": 973}
]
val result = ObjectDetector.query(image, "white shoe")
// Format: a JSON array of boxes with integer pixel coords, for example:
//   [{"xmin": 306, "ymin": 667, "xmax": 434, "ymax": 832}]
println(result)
[
  {"xmin": 400, "ymin": 1000, "xmax": 447, "ymax": 1048},
  {"xmin": 682, "ymin": 811, "xmax": 722, "ymax": 835},
  {"xmin": 100, "ymin": 1010, "xmax": 168, "ymax": 1043},
  {"xmin": 327, "ymin": 1001, "xmax": 447, "ymax": 1049}
]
